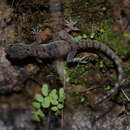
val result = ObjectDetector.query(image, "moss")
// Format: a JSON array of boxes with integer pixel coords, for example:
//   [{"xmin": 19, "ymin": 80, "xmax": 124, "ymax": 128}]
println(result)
[
  {"xmin": 95, "ymin": 25, "xmax": 130, "ymax": 56},
  {"xmin": 65, "ymin": 63, "xmax": 88, "ymax": 85}
]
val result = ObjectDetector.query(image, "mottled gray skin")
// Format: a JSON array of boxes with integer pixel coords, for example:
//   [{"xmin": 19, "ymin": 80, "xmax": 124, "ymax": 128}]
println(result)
[{"xmin": 6, "ymin": 30, "xmax": 123, "ymax": 104}]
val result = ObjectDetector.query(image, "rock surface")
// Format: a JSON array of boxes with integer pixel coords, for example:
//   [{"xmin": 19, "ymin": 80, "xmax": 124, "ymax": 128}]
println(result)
[{"xmin": 0, "ymin": 104, "xmax": 129, "ymax": 130}]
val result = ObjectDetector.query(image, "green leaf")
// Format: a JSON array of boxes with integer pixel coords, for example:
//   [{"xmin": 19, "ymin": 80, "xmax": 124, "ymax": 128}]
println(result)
[
  {"xmin": 81, "ymin": 97, "xmax": 85, "ymax": 103},
  {"xmin": 42, "ymin": 84, "xmax": 48, "ymax": 96},
  {"xmin": 57, "ymin": 104, "xmax": 64, "ymax": 109},
  {"xmin": 99, "ymin": 61, "xmax": 104, "ymax": 68},
  {"xmin": 82, "ymin": 34, "xmax": 87, "ymax": 39},
  {"xmin": 32, "ymin": 112, "xmax": 41, "ymax": 122},
  {"xmin": 102, "ymin": 7, "xmax": 107, "ymax": 11},
  {"xmin": 51, "ymin": 89, "xmax": 58, "ymax": 97},
  {"xmin": 49, "ymin": 89, "xmax": 58, "ymax": 105},
  {"xmin": 104, "ymin": 85, "xmax": 111, "ymax": 90},
  {"xmin": 55, "ymin": 110, "xmax": 61, "ymax": 116},
  {"xmin": 75, "ymin": 35, "xmax": 82, "ymax": 40},
  {"xmin": 42, "ymin": 96, "xmax": 50, "ymax": 108},
  {"xmin": 32, "ymin": 102, "xmax": 41, "ymax": 109},
  {"xmin": 51, "ymin": 106, "xmax": 58, "ymax": 111},
  {"xmin": 35, "ymin": 94, "xmax": 44, "ymax": 102},
  {"xmin": 123, "ymin": 33, "xmax": 129, "ymax": 38},
  {"xmin": 100, "ymin": 28, "xmax": 105, "ymax": 33},
  {"xmin": 59, "ymin": 88, "xmax": 64, "ymax": 95},
  {"xmin": 65, "ymin": 77, "xmax": 70, "ymax": 82},
  {"xmin": 73, "ymin": 16, "xmax": 80, "ymax": 21},
  {"xmin": 59, "ymin": 88, "xmax": 65, "ymax": 102},
  {"xmin": 36, "ymin": 109, "xmax": 45, "ymax": 118},
  {"xmin": 49, "ymin": 89, "xmax": 58, "ymax": 99},
  {"xmin": 90, "ymin": 33, "xmax": 95, "ymax": 39},
  {"xmin": 50, "ymin": 98, "xmax": 58, "ymax": 105}
]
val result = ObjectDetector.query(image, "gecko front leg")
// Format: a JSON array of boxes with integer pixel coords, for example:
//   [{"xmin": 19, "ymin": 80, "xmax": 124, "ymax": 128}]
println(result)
[{"xmin": 57, "ymin": 30, "xmax": 87, "ymax": 64}]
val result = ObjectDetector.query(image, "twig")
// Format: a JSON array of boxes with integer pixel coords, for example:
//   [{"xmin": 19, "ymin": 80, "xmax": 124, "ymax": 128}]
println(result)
[
  {"xmin": 60, "ymin": 71, "xmax": 67, "ymax": 130},
  {"xmin": 121, "ymin": 88, "xmax": 130, "ymax": 102},
  {"xmin": 11, "ymin": 0, "xmax": 15, "ymax": 8},
  {"xmin": 46, "ymin": 111, "xmax": 51, "ymax": 130},
  {"xmin": 61, "ymin": 109, "xmax": 64, "ymax": 130},
  {"xmin": 80, "ymin": 86, "xmax": 103, "ymax": 93}
]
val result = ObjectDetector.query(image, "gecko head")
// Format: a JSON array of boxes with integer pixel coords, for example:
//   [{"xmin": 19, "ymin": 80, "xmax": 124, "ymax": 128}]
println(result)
[
  {"xmin": 56, "ymin": 30, "xmax": 67, "ymax": 38},
  {"xmin": 7, "ymin": 43, "xmax": 28, "ymax": 59}
]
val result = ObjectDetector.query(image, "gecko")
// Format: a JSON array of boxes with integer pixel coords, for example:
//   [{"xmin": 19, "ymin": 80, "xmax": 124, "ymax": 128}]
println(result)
[{"xmin": 5, "ymin": 30, "xmax": 123, "ymax": 104}]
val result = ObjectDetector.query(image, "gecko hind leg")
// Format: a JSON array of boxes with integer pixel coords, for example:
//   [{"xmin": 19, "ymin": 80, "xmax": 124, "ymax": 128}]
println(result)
[{"xmin": 67, "ymin": 51, "xmax": 88, "ymax": 64}]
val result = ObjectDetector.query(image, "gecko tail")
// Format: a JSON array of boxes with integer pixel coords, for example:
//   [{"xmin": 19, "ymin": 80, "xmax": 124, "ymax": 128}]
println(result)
[
  {"xmin": 79, "ymin": 40, "xmax": 123, "ymax": 104},
  {"xmin": 92, "ymin": 41, "xmax": 123, "ymax": 104}
]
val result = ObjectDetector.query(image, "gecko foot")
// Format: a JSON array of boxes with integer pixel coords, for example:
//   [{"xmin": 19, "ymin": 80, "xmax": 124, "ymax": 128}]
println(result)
[{"xmin": 67, "ymin": 57, "xmax": 88, "ymax": 64}]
